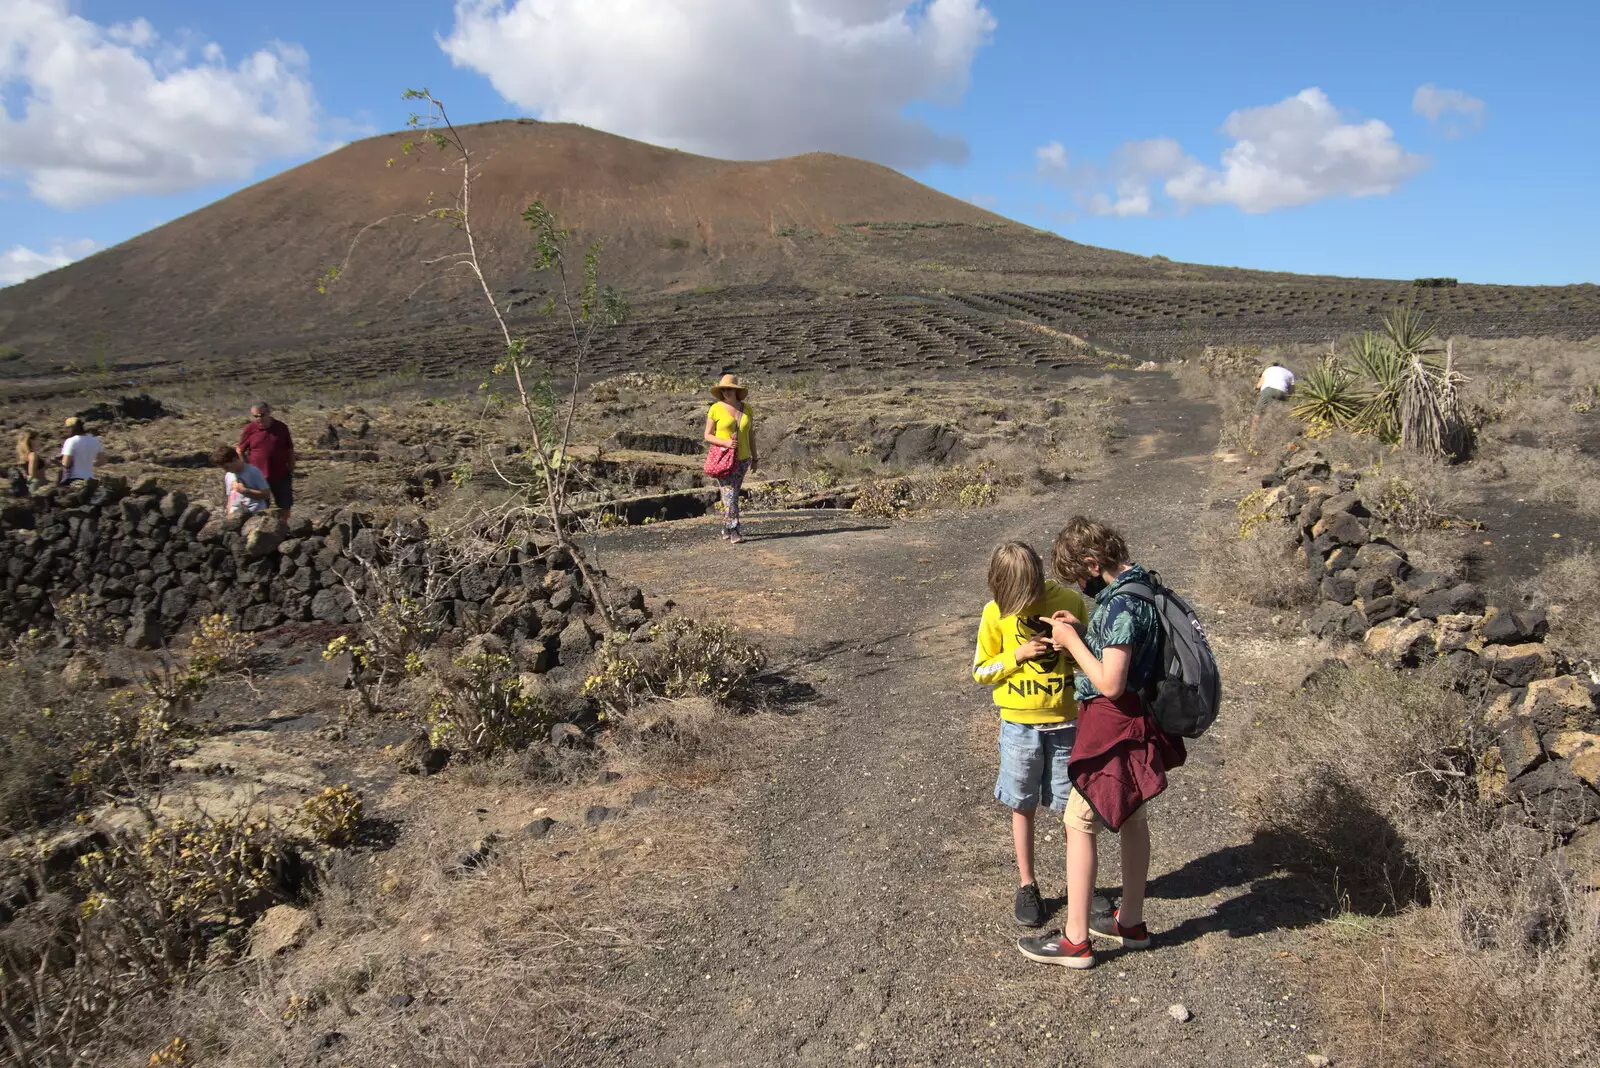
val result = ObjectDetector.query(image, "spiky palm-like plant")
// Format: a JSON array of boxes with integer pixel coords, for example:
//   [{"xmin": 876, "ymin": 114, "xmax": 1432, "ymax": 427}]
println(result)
[
  {"xmin": 1347, "ymin": 331, "xmax": 1405, "ymax": 442},
  {"xmin": 1292, "ymin": 358, "xmax": 1362, "ymax": 429},
  {"xmin": 1297, "ymin": 310, "xmax": 1472, "ymax": 459}
]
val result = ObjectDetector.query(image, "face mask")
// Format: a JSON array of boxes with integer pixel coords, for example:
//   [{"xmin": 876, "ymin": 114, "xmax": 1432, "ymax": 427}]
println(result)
[{"xmin": 1082, "ymin": 574, "xmax": 1109, "ymax": 597}]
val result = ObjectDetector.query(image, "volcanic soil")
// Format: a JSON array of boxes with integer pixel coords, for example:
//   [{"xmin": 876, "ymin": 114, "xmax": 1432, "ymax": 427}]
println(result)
[{"xmin": 581, "ymin": 374, "xmax": 1331, "ymax": 1066}]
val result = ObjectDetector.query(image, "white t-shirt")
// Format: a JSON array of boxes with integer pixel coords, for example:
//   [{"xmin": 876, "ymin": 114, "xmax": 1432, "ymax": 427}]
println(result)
[
  {"xmin": 1259, "ymin": 366, "xmax": 1295, "ymax": 393},
  {"xmin": 60, "ymin": 434, "xmax": 103, "ymax": 481},
  {"xmin": 225, "ymin": 463, "xmax": 271, "ymax": 516}
]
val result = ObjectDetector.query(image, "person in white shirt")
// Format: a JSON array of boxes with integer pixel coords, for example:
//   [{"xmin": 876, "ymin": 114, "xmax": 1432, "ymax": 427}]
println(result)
[
  {"xmin": 59, "ymin": 417, "xmax": 103, "ymax": 483},
  {"xmin": 210, "ymin": 445, "xmax": 272, "ymax": 517},
  {"xmin": 1252, "ymin": 362, "xmax": 1295, "ymax": 435}
]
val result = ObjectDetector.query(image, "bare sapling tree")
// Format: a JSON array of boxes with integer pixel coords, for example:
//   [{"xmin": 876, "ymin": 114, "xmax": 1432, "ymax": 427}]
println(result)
[{"xmin": 318, "ymin": 89, "xmax": 627, "ymax": 621}]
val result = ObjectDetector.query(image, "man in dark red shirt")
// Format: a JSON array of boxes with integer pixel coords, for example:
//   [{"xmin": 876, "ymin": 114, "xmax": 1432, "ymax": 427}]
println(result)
[{"xmin": 238, "ymin": 401, "xmax": 296, "ymax": 524}]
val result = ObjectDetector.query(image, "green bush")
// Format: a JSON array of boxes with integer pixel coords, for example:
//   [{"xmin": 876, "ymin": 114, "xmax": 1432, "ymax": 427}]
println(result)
[
  {"xmin": 584, "ymin": 618, "xmax": 766, "ymax": 716},
  {"xmin": 427, "ymin": 652, "xmax": 552, "ymax": 759}
]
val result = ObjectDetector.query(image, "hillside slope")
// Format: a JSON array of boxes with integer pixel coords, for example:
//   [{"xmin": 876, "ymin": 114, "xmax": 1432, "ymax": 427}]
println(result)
[{"xmin": 0, "ymin": 120, "xmax": 1160, "ymax": 367}]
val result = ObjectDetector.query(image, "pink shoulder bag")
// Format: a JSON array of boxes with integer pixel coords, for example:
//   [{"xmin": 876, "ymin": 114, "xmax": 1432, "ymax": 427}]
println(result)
[{"xmin": 704, "ymin": 404, "xmax": 739, "ymax": 478}]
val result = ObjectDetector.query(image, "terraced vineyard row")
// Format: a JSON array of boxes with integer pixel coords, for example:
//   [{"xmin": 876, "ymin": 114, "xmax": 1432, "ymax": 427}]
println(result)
[
  {"xmin": 230, "ymin": 298, "xmax": 1103, "ymax": 391},
  {"xmin": 4, "ymin": 280, "xmax": 1596, "ymax": 404},
  {"xmin": 949, "ymin": 282, "xmax": 1600, "ymax": 357}
]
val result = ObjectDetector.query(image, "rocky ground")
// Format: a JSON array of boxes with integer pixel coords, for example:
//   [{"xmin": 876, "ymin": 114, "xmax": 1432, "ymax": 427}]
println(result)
[{"xmin": 4, "ymin": 349, "xmax": 1597, "ymax": 1066}]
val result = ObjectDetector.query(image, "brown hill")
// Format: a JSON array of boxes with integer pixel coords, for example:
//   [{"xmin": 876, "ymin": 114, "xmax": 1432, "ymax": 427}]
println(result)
[{"xmin": 0, "ymin": 120, "xmax": 1166, "ymax": 369}]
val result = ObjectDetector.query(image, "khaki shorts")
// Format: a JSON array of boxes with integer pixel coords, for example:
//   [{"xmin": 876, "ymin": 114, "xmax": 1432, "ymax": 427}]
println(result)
[{"xmin": 1063, "ymin": 788, "xmax": 1149, "ymax": 836}]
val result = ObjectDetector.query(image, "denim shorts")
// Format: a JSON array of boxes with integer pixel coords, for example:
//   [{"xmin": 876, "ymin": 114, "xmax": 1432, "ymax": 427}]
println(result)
[{"xmin": 994, "ymin": 719, "xmax": 1077, "ymax": 814}]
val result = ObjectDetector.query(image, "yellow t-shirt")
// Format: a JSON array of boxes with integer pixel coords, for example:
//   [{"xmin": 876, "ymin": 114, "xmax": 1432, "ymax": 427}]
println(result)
[
  {"xmin": 972, "ymin": 579, "xmax": 1088, "ymax": 725},
  {"xmin": 708, "ymin": 401, "xmax": 753, "ymax": 462}
]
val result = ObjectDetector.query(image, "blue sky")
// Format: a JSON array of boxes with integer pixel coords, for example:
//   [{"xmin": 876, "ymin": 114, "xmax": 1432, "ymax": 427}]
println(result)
[{"xmin": 2, "ymin": 0, "xmax": 1595, "ymax": 286}]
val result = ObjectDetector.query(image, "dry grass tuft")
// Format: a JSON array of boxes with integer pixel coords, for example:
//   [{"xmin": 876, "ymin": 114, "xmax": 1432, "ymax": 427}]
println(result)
[
  {"xmin": 0, "ymin": 654, "xmax": 131, "ymax": 836},
  {"xmin": 114, "ymin": 698, "xmax": 793, "ymax": 1066},
  {"xmin": 1235, "ymin": 661, "xmax": 1472, "ymax": 912},
  {"xmin": 1497, "ymin": 445, "xmax": 1600, "ymax": 521},
  {"xmin": 1526, "ymin": 549, "xmax": 1600, "ymax": 658},
  {"xmin": 1308, "ymin": 869, "xmax": 1600, "ymax": 1067},
  {"xmin": 1234, "ymin": 657, "xmax": 1600, "ymax": 1067},
  {"xmin": 1194, "ymin": 513, "xmax": 1316, "ymax": 612}
]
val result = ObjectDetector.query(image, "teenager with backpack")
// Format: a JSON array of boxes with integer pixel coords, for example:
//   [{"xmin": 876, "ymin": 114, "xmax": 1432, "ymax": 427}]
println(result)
[{"xmin": 1017, "ymin": 517, "xmax": 1194, "ymax": 969}]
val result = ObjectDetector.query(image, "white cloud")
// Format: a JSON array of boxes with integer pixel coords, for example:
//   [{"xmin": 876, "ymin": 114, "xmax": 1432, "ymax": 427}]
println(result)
[
  {"xmin": 1042, "ymin": 88, "xmax": 1427, "ymax": 217},
  {"xmin": 0, "ymin": 239, "xmax": 96, "ymax": 285},
  {"xmin": 440, "ymin": 0, "xmax": 996, "ymax": 167},
  {"xmin": 1035, "ymin": 140, "xmax": 1070, "ymax": 177},
  {"xmin": 0, "ymin": 0, "xmax": 322, "ymax": 208},
  {"xmin": 1413, "ymin": 83, "xmax": 1485, "ymax": 138}
]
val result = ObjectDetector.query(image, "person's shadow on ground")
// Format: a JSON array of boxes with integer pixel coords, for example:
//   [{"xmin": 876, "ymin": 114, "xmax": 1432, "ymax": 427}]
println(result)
[{"xmin": 1090, "ymin": 816, "xmax": 1421, "ymax": 951}]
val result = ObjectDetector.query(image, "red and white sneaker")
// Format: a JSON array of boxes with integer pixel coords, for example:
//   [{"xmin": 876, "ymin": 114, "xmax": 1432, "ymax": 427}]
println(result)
[
  {"xmin": 1089, "ymin": 909, "xmax": 1151, "ymax": 949},
  {"xmin": 1017, "ymin": 930, "xmax": 1096, "ymax": 969}
]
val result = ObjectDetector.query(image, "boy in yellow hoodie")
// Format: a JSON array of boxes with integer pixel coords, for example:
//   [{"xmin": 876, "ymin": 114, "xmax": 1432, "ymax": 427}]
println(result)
[{"xmin": 973, "ymin": 541, "xmax": 1088, "ymax": 927}]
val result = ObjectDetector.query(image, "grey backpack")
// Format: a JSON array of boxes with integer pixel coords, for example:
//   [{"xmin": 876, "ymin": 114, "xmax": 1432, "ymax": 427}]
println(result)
[{"xmin": 1117, "ymin": 577, "xmax": 1222, "ymax": 739}]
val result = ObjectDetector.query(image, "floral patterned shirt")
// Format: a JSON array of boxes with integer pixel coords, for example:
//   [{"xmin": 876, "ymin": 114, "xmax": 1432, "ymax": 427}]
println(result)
[{"xmin": 1074, "ymin": 563, "xmax": 1164, "ymax": 702}]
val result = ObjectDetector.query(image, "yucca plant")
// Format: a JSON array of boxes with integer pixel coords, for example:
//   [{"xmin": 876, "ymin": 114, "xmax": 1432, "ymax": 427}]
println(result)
[
  {"xmin": 1384, "ymin": 306, "xmax": 1436, "ymax": 356},
  {"xmin": 1399, "ymin": 338, "xmax": 1472, "ymax": 458},
  {"xmin": 1292, "ymin": 358, "xmax": 1362, "ymax": 429},
  {"xmin": 1347, "ymin": 330, "xmax": 1405, "ymax": 442},
  {"xmin": 1296, "ymin": 310, "xmax": 1473, "ymax": 459}
]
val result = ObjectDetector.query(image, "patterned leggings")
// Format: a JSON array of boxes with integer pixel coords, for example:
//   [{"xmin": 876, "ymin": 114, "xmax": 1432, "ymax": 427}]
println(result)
[{"xmin": 718, "ymin": 459, "xmax": 750, "ymax": 532}]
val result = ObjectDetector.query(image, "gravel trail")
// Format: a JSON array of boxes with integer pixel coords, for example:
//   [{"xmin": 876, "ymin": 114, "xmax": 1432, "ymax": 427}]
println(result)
[{"xmin": 592, "ymin": 375, "xmax": 1330, "ymax": 1067}]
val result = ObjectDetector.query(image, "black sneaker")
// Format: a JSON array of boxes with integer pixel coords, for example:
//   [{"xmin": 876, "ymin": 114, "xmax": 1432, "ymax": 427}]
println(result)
[
  {"xmin": 1013, "ymin": 883, "xmax": 1046, "ymax": 927},
  {"xmin": 1089, "ymin": 908, "xmax": 1152, "ymax": 949},
  {"xmin": 1017, "ymin": 929, "xmax": 1096, "ymax": 969}
]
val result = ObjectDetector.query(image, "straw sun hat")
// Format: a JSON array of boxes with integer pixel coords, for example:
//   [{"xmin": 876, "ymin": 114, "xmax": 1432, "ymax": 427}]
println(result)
[{"xmin": 709, "ymin": 373, "xmax": 748, "ymax": 401}]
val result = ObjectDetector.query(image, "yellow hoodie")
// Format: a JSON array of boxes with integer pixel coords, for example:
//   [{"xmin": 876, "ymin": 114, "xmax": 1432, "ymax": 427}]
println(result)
[{"xmin": 973, "ymin": 579, "xmax": 1088, "ymax": 725}]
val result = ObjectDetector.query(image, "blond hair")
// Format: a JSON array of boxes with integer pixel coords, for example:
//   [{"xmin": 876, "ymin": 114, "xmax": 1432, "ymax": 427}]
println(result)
[
  {"xmin": 987, "ymin": 541, "xmax": 1045, "ymax": 618},
  {"xmin": 1051, "ymin": 516, "xmax": 1129, "ymax": 584},
  {"xmin": 15, "ymin": 430, "xmax": 36, "ymax": 466}
]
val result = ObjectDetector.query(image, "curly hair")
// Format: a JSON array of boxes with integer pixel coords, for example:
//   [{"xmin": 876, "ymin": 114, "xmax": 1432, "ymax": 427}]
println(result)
[{"xmin": 1051, "ymin": 516, "xmax": 1129, "ymax": 584}]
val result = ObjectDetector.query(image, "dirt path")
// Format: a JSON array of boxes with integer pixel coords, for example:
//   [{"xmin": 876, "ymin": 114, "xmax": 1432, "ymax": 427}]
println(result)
[{"xmin": 590, "ymin": 376, "xmax": 1330, "ymax": 1066}]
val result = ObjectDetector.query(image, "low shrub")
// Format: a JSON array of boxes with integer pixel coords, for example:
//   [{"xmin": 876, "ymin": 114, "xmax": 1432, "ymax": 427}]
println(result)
[
  {"xmin": 0, "ymin": 658, "xmax": 135, "ymax": 836},
  {"xmin": 584, "ymin": 618, "xmax": 766, "ymax": 717},
  {"xmin": 426, "ymin": 652, "xmax": 552, "ymax": 759},
  {"xmin": 1235, "ymin": 661, "xmax": 1476, "ymax": 910},
  {"xmin": 301, "ymin": 784, "xmax": 365, "ymax": 847},
  {"xmin": 852, "ymin": 460, "xmax": 1016, "ymax": 519},
  {"xmin": 3, "ymin": 815, "xmax": 301, "ymax": 1064},
  {"xmin": 1527, "ymin": 549, "xmax": 1600, "ymax": 657},
  {"xmin": 53, "ymin": 592, "xmax": 120, "ymax": 650},
  {"xmin": 1359, "ymin": 472, "xmax": 1475, "ymax": 534},
  {"xmin": 184, "ymin": 614, "xmax": 260, "ymax": 677},
  {"xmin": 1195, "ymin": 513, "xmax": 1315, "ymax": 611}
]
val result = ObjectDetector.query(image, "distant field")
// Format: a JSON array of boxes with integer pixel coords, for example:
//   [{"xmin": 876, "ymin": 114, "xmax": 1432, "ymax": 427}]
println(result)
[{"xmin": 7, "ymin": 276, "xmax": 1597, "ymax": 405}]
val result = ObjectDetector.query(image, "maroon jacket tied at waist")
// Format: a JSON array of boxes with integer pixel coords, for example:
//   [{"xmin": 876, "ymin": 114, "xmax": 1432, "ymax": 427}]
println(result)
[{"xmin": 1069, "ymin": 691, "xmax": 1186, "ymax": 832}]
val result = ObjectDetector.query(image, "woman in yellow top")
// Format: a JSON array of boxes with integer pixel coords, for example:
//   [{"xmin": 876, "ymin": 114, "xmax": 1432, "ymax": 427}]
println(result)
[{"xmin": 703, "ymin": 373, "xmax": 758, "ymax": 543}]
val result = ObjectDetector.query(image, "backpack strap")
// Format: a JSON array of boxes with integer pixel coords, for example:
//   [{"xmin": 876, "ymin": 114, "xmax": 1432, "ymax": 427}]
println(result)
[
  {"xmin": 1101, "ymin": 580, "xmax": 1166, "ymax": 693},
  {"xmin": 1110, "ymin": 581, "xmax": 1162, "ymax": 612}
]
